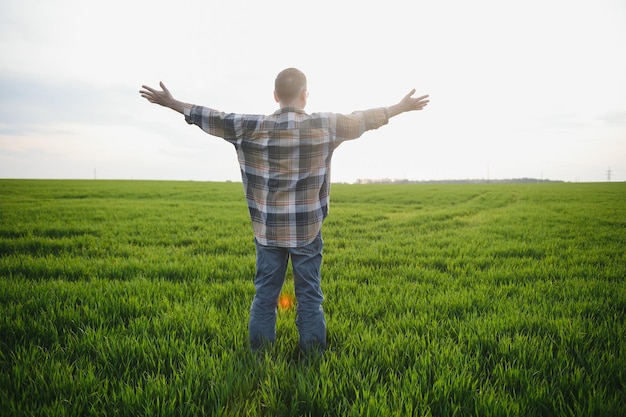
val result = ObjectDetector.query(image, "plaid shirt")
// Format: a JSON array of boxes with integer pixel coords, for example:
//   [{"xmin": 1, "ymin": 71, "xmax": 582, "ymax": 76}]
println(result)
[{"xmin": 184, "ymin": 105, "xmax": 389, "ymax": 247}]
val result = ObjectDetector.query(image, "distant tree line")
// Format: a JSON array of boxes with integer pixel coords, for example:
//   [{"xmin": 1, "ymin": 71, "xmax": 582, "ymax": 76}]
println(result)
[{"xmin": 353, "ymin": 178, "xmax": 563, "ymax": 185}]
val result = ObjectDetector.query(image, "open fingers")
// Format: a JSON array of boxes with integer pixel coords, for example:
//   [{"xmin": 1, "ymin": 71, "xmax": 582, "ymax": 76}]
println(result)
[
  {"xmin": 139, "ymin": 83, "xmax": 167, "ymax": 103},
  {"xmin": 139, "ymin": 89, "xmax": 155, "ymax": 101},
  {"xmin": 411, "ymin": 94, "xmax": 429, "ymax": 111},
  {"xmin": 139, "ymin": 85, "xmax": 156, "ymax": 99},
  {"xmin": 413, "ymin": 94, "xmax": 429, "ymax": 104}
]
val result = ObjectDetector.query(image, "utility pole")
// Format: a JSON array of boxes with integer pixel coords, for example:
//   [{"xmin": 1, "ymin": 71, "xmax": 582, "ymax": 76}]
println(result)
[{"xmin": 607, "ymin": 167, "xmax": 611, "ymax": 182}]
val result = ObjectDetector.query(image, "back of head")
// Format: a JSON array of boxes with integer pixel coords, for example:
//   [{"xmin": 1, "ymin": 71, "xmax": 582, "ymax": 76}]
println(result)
[{"xmin": 275, "ymin": 68, "xmax": 307, "ymax": 103}]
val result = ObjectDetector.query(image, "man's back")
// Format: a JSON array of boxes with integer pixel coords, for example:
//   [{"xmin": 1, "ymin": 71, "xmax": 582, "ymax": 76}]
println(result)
[{"xmin": 184, "ymin": 105, "xmax": 389, "ymax": 247}]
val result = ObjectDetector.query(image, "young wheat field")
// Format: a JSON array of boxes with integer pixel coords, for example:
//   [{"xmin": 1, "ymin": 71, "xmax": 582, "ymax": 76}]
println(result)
[{"xmin": 0, "ymin": 179, "xmax": 624, "ymax": 416}]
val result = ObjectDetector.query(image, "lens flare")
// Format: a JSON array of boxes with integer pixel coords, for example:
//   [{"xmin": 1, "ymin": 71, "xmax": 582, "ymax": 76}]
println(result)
[{"xmin": 278, "ymin": 293, "xmax": 295, "ymax": 311}]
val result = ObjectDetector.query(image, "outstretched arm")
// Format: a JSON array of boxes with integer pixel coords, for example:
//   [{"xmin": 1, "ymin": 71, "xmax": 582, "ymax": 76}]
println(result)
[
  {"xmin": 335, "ymin": 90, "xmax": 429, "ymax": 140},
  {"xmin": 386, "ymin": 89, "xmax": 429, "ymax": 118},
  {"xmin": 139, "ymin": 82, "xmax": 192, "ymax": 114}
]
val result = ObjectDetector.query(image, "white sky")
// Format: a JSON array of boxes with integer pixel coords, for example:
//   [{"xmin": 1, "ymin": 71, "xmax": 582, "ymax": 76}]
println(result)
[{"xmin": 1, "ymin": 0, "xmax": 625, "ymax": 183}]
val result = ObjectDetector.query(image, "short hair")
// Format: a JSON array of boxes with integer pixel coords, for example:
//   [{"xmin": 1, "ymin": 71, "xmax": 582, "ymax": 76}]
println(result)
[{"xmin": 274, "ymin": 68, "xmax": 307, "ymax": 102}]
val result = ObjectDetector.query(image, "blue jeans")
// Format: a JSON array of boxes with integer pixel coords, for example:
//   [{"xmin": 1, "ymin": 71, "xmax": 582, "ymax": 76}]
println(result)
[{"xmin": 249, "ymin": 232, "xmax": 326, "ymax": 352}]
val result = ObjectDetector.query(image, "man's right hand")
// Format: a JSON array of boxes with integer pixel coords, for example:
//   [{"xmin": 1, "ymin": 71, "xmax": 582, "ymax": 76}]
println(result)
[{"xmin": 140, "ymin": 82, "xmax": 189, "ymax": 114}]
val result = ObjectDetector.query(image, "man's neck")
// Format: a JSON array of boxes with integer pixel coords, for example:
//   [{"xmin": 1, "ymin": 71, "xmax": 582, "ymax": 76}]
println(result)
[{"xmin": 279, "ymin": 100, "xmax": 305, "ymax": 110}]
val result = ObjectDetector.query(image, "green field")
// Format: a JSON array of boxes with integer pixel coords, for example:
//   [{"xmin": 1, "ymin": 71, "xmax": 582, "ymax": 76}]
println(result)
[{"xmin": 1, "ymin": 179, "xmax": 624, "ymax": 416}]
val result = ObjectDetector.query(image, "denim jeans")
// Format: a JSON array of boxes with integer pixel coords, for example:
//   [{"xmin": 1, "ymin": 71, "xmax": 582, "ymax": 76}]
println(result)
[{"xmin": 249, "ymin": 232, "xmax": 326, "ymax": 352}]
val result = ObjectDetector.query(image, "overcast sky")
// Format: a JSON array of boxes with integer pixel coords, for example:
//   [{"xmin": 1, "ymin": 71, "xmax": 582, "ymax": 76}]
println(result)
[{"xmin": 1, "ymin": 0, "xmax": 624, "ymax": 183}]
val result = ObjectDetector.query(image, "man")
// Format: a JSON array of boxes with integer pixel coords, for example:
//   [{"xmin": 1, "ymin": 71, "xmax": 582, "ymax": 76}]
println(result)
[{"xmin": 140, "ymin": 68, "xmax": 429, "ymax": 353}]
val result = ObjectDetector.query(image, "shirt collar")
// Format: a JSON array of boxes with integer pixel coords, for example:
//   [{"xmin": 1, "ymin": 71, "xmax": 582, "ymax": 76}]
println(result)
[{"xmin": 274, "ymin": 107, "xmax": 307, "ymax": 115}]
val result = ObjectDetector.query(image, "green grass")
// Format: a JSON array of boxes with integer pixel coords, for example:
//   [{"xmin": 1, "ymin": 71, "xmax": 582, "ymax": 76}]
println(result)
[{"xmin": 0, "ymin": 179, "xmax": 624, "ymax": 416}]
